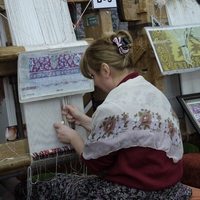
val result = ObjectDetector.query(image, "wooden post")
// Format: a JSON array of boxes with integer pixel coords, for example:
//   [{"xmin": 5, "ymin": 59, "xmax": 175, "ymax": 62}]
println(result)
[
  {"xmin": 82, "ymin": 7, "xmax": 114, "ymax": 108},
  {"xmin": 118, "ymin": 0, "xmax": 168, "ymax": 93},
  {"xmin": 83, "ymin": 8, "xmax": 113, "ymax": 39}
]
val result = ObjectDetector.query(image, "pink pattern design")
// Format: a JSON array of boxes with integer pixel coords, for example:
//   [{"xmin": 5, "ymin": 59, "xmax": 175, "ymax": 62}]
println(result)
[{"xmin": 29, "ymin": 52, "xmax": 83, "ymax": 79}]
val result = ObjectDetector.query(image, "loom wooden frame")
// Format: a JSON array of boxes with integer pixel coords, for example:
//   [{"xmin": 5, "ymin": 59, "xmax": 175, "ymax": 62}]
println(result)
[{"xmin": 177, "ymin": 93, "xmax": 200, "ymax": 134}]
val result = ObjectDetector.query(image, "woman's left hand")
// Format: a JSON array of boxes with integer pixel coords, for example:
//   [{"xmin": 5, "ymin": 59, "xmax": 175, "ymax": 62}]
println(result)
[
  {"xmin": 53, "ymin": 122, "xmax": 76, "ymax": 144},
  {"xmin": 53, "ymin": 122, "xmax": 84, "ymax": 156}
]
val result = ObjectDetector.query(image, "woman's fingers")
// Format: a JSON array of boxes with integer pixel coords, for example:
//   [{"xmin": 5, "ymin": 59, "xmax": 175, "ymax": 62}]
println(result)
[{"xmin": 53, "ymin": 122, "xmax": 61, "ymax": 129}]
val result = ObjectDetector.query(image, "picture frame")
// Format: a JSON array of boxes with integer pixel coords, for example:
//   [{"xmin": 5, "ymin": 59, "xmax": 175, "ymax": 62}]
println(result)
[
  {"xmin": 145, "ymin": 24, "xmax": 200, "ymax": 75},
  {"xmin": 177, "ymin": 93, "xmax": 200, "ymax": 133}
]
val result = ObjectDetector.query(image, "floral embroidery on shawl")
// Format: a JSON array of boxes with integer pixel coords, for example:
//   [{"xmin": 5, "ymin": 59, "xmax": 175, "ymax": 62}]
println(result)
[
  {"xmin": 131, "ymin": 109, "xmax": 182, "ymax": 148},
  {"xmin": 89, "ymin": 112, "xmax": 129, "ymax": 141},
  {"xmin": 87, "ymin": 108, "xmax": 182, "ymax": 150}
]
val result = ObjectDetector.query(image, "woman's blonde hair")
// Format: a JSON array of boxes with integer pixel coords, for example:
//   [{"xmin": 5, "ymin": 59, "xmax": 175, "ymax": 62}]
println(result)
[{"xmin": 80, "ymin": 30, "xmax": 134, "ymax": 79}]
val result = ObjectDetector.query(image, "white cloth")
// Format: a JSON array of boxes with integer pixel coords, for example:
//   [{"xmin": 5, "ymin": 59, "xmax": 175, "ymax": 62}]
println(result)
[{"xmin": 83, "ymin": 76, "xmax": 183, "ymax": 163}]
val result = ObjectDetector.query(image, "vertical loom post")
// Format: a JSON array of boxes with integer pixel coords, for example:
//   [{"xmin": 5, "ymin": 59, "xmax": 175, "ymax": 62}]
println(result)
[{"xmin": 9, "ymin": 76, "xmax": 24, "ymax": 139}]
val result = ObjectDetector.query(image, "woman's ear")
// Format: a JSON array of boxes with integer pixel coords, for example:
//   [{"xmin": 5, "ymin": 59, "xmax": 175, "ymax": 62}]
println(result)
[{"xmin": 101, "ymin": 63, "xmax": 110, "ymax": 77}]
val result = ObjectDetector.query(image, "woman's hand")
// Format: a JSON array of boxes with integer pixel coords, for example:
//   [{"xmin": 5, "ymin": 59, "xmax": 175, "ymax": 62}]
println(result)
[
  {"xmin": 53, "ymin": 122, "xmax": 84, "ymax": 156},
  {"xmin": 62, "ymin": 104, "xmax": 82, "ymax": 126},
  {"xmin": 53, "ymin": 122, "xmax": 75, "ymax": 144},
  {"xmin": 62, "ymin": 104, "xmax": 92, "ymax": 131}
]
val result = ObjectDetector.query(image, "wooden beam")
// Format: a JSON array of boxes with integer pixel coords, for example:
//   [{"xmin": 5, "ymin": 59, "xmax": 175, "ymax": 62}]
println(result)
[
  {"xmin": 0, "ymin": 46, "xmax": 25, "ymax": 76},
  {"xmin": 0, "ymin": 46, "xmax": 25, "ymax": 62},
  {"xmin": 0, "ymin": 139, "xmax": 31, "ymax": 176},
  {"xmin": 0, "ymin": 0, "xmax": 5, "ymax": 11}
]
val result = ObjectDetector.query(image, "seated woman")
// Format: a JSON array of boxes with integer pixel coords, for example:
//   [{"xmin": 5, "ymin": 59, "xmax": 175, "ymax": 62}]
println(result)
[{"xmin": 15, "ymin": 30, "xmax": 199, "ymax": 199}]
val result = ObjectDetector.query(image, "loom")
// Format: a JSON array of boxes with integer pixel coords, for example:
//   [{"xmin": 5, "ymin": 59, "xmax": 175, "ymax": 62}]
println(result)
[
  {"xmin": 18, "ymin": 44, "xmax": 94, "ymax": 167},
  {"xmin": 0, "ymin": 0, "xmax": 94, "ymax": 174}
]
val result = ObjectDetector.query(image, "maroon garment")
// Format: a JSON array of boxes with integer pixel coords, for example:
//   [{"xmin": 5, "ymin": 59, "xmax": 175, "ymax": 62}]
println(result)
[
  {"xmin": 80, "ymin": 72, "xmax": 183, "ymax": 191},
  {"xmin": 118, "ymin": 71, "xmax": 139, "ymax": 86},
  {"xmin": 80, "ymin": 147, "xmax": 183, "ymax": 190}
]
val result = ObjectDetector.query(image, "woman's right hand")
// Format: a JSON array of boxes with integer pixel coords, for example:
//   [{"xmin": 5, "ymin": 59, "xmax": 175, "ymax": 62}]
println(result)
[
  {"xmin": 62, "ymin": 104, "xmax": 92, "ymax": 131},
  {"xmin": 62, "ymin": 104, "xmax": 82, "ymax": 126}
]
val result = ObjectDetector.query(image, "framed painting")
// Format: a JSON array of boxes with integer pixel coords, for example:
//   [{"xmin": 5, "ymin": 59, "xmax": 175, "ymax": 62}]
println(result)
[
  {"xmin": 145, "ymin": 24, "xmax": 200, "ymax": 75},
  {"xmin": 177, "ymin": 93, "xmax": 200, "ymax": 134}
]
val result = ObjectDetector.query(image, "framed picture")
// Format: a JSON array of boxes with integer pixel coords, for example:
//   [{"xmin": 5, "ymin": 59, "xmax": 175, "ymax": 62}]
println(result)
[
  {"xmin": 145, "ymin": 24, "xmax": 200, "ymax": 75},
  {"xmin": 177, "ymin": 93, "xmax": 200, "ymax": 133}
]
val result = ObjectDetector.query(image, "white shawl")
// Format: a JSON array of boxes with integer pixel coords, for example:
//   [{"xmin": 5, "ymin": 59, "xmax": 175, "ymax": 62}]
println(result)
[{"xmin": 83, "ymin": 76, "xmax": 183, "ymax": 163}]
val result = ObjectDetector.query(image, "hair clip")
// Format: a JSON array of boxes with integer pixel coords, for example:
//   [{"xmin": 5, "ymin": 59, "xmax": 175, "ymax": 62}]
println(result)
[
  {"xmin": 121, "ymin": 37, "xmax": 131, "ymax": 46},
  {"xmin": 113, "ymin": 37, "xmax": 131, "ymax": 55}
]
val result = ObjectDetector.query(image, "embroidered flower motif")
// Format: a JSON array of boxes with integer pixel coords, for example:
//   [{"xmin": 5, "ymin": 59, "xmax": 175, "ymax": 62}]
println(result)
[
  {"xmin": 157, "ymin": 114, "xmax": 162, "ymax": 121},
  {"xmin": 168, "ymin": 121, "xmax": 175, "ymax": 138},
  {"xmin": 132, "ymin": 118, "xmax": 141, "ymax": 128},
  {"xmin": 122, "ymin": 113, "xmax": 129, "ymax": 121},
  {"xmin": 171, "ymin": 107, "xmax": 178, "ymax": 120},
  {"xmin": 150, "ymin": 118, "xmax": 161, "ymax": 130},
  {"xmin": 131, "ymin": 109, "xmax": 182, "ymax": 148},
  {"xmin": 164, "ymin": 118, "xmax": 182, "ymax": 148},
  {"xmin": 89, "ymin": 112, "xmax": 129, "ymax": 141},
  {"xmin": 139, "ymin": 111, "xmax": 152, "ymax": 126},
  {"xmin": 132, "ymin": 109, "xmax": 161, "ymax": 130},
  {"xmin": 162, "ymin": 122, "xmax": 170, "ymax": 133},
  {"xmin": 103, "ymin": 117, "xmax": 116, "ymax": 136}
]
